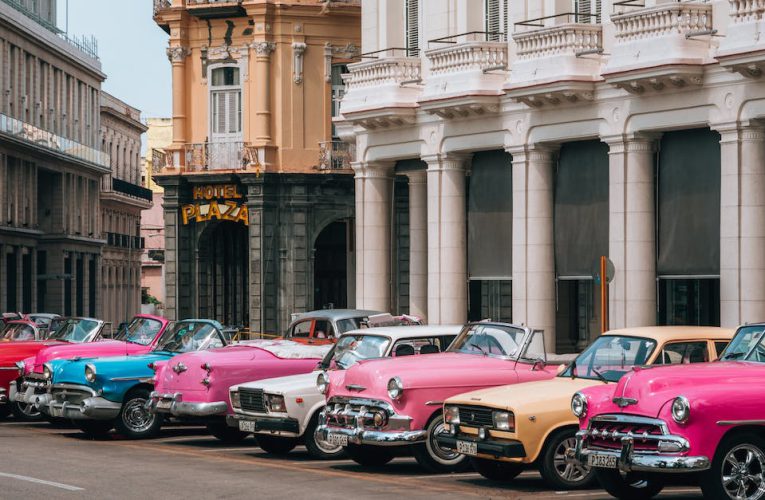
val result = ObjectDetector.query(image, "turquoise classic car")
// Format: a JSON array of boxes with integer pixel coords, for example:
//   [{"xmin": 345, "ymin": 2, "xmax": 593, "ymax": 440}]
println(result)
[{"xmin": 38, "ymin": 319, "xmax": 229, "ymax": 439}]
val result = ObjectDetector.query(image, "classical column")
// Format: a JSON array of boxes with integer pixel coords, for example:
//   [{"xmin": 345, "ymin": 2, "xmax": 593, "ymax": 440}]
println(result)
[
  {"xmin": 406, "ymin": 170, "xmax": 428, "ymax": 321},
  {"xmin": 716, "ymin": 123, "xmax": 765, "ymax": 325},
  {"xmin": 508, "ymin": 146, "xmax": 556, "ymax": 351},
  {"xmin": 253, "ymin": 42, "xmax": 275, "ymax": 144},
  {"xmin": 166, "ymin": 45, "xmax": 189, "ymax": 155},
  {"xmin": 424, "ymin": 155, "xmax": 467, "ymax": 325},
  {"xmin": 353, "ymin": 161, "xmax": 394, "ymax": 312},
  {"xmin": 606, "ymin": 135, "xmax": 657, "ymax": 329}
]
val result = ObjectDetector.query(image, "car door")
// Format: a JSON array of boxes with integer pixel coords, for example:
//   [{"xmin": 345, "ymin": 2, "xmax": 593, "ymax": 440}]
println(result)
[{"xmin": 653, "ymin": 341, "xmax": 711, "ymax": 365}]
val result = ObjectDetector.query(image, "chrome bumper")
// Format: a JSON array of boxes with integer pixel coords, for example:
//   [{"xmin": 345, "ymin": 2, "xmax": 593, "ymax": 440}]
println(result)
[
  {"xmin": 227, "ymin": 413, "xmax": 300, "ymax": 436},
  {"xmin": 0, "ymin": 387, "xmax": 6, "ymax": 404},
  {"xmin": 41, "ymin": 386, "xmax": 122, "ymax": 421},
  {"xmin": 149, "ymin": 392, "xmax": 227, "ymax": 418},
  {"xmin": 14, "ymin": 377, "xmax": 50, "ymax": 405},
  {"xmin": 573, "ymin": 430, "xmax": 710, "ymax": 473}
]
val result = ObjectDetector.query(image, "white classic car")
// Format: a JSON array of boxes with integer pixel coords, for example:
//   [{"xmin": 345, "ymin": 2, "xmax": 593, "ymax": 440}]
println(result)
[{"xmin": 227, "ymin": 325, "xmax": 461, "ymax": 459}]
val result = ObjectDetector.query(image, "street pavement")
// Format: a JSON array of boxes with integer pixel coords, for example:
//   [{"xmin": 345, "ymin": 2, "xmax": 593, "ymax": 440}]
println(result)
[{"xmin": 0, "ymin": 420, "xmax": 705, "ymax": 500}]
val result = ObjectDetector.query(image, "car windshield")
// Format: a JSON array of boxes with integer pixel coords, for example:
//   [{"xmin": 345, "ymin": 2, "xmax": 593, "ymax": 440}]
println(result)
[
  {"xmin": 448, "ymin": 324, "xmax": 529, "ymax": 359},
  {"xmin": 2, "ymin": 323, "xmax": 37, "ymax": 341},
  {"xmin": 323, "ymin": 334, "xmax": 391, "ymax": 369},
  {"xmin": 335, "ymin": 317, "xmax": 367, "ymax": 334},
  {"xmin": 115, "ymin": 317, "xmax": 163, "ymax": 346},
  {"xmin": 48, "ymin": 319, "xmax": 101, "ymax": 342},
  {"xmin": 154, "ymin": 322, "xmax": 224, "ymax": 353},
  {"xmin": 720, "ymin": 326, "xmax": 765, "ymax": 362},
  {"xmin": 564, "ymin": 335, "xmax": 657, "ymax": 382}
]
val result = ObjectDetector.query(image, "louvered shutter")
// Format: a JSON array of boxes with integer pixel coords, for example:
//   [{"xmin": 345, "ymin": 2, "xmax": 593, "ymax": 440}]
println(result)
[
  {"xmin": 486, "ymin": 0, "xmax": 500, "ymax": 40},
  {"xmin": 576, "ymin": 0, "xmax": 602, "ymax": 23},
  {"xmin": 406, "ymin": 0, "xmax": 419, "ymax": 56}
]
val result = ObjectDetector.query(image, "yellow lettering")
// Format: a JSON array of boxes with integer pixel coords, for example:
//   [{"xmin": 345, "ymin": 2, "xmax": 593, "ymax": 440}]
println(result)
[
  {"xmin": 208, "ymin": 200, "xmax": 221, "ymax": 221},
  {"xmin": 181, "ymin": 204, "xmax": 197, "ymax": 224},
  {"xmin": 236, "ymin": 205, "xmax": 249, "ymax": 225},
  {"xmin": 192, "ymin": 186, "xmax": 204, "ymax": 200}
]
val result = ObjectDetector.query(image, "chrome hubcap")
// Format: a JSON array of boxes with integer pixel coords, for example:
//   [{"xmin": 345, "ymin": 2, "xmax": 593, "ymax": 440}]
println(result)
[
  {"xmin": 122, "ymin": 398, "xmax": 154, "ymax": 433},
  {"xmin": 313, "ymin": 429, "xmax": 343, "ymax": 455},
  {"xmin": 428, "ymin": 421, "xmax": 462, "ymax": 464},
  {"xmin": 722, "ymin": 444, "xmax": 765, "ymax": 500},
  {"xmin": 554, "ymin": 437, "xmax": 589, "ymax": 483},
  {"xmin": 16, "ymin": 401, "xmax": 40, "ymax": 418}
]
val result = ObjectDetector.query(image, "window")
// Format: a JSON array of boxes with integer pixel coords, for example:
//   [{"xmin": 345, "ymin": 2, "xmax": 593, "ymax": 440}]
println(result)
[
  {"xmin": 485, "ymin": 0, "xmax": 507, "ymax": 41},
  {"xmin": 575, "ymin": 0, "xmax": 602, "ymax": 23},
  {"xmin": 330, "ymin": 65, "xmax": 348, "ymax": 138},
  {"xmin": 313, "ymin": 320, "xmax": 334, "ymax": 339},
  {"xmin": 714, "ymin": 341, "xmax": 729, "ymax": 358},
  {"xmin": 658, "ymin": 342, "xmax": 709, "ymax": 365},
  {"xmin": 210, "ymin": 66, "xmax": 242, "ymax": 137},
  {"xmin": 405, "ymin": 0, "xmax": 419, "ymax": 56},
  {"xmin": 291, "ymin": 320, "xmax": 312, "ymax": 338}
]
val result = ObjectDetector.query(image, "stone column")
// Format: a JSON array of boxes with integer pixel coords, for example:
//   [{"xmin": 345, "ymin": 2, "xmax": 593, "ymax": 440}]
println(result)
[
  {"xmin": 253, "ymin": 42, "xmax": 275, "ymax": 144},
  {"xmin": 716, "ymin": 123, "xmax": 765, "ymax": 326},
  {"xmin": 166, "ymin": 46, "xmax": 189, "ymax": 160},
  {"xmin": 508, "ymin": 146, "xmax": 556, "ymax": 351},
  {"xmin": 424, "ymin": 155, "xmax": 467, "ymax": 325},
  {"xmin": 605, "ymin": 135, "xmax": 657, "ymax": 329},
  {"xmin": 353, "ymin": 161, "xmax": 394, "ymax": 313},
  {"xmin": 406, "ymin": 170, "xmax": 428, "ymax": 321}
]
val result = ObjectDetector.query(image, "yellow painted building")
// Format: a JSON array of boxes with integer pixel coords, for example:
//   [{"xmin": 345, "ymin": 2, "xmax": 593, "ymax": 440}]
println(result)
[
  {"xmin": 152, "ymin": 0, "xmax": 361, "ymax": 332},
  {"xmin": 143, "ymin": 117, "xmax": 173, "ymax": 193}
]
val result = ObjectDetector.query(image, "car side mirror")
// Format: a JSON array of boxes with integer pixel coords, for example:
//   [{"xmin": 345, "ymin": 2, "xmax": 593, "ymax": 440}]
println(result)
[{"xmin": 556, "ymin": 363, "xmax": 568, "ymax": 375}]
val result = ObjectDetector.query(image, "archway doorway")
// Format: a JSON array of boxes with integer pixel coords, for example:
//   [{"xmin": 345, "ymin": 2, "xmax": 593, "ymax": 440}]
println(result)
[
  {"xmin": 313, "ymin": 220, "xmax": 348, "ymax": 310},
  {"xmin": 198, "ymin": 221, "xmax": 249, "ymax": 327}
]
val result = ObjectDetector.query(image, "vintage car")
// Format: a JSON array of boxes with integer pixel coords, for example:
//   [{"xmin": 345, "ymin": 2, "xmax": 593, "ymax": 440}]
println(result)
[
  {"xmin": 437, "ymin": 326, "xmax": 734, "ymax": 489},
  {"xmin": 14, "ymin": 314, "xmax": 169, "ymax": 420},
  {"xmin": 228, "ymin": 324, "xmax": 461, "ymax": 459},
  {"xmin": 284, "ymin": 309, "xmax": 389, "ymax": 345},
  {"xmin": 2, "ymin": 319, "xmax": 46, "ymax": 342},
  {"xmin": 316, "ymin": 322, "xmax": 557, "ymax": 472},
  {"xmin": 38, "ymin": 319, "xmax": 228, "ymax": 439},
  {"xmin": 148, "ymin": 339, "xmax": 331, "ymax": 443},
  {"xmin": 24, "ymin": 313, "xmax": 61, "ymax": 337},
  {"xmin": 571, "ymin": 323, "xmax": 765, "ymax": 500},
  {"xmin": 0, "ymin": 317, "xmax": 106, "ymax": 420}
]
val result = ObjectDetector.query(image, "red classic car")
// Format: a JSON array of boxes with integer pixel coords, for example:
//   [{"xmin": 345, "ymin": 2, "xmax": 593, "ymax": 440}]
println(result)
[{"xmin": 0, "ymin": 317, "xmax": 107, "ymax": 420}]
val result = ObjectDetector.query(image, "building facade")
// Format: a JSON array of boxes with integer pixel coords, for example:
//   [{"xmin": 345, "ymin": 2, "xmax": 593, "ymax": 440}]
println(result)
[
  {"xmin": 343, "ymin": 0, "xmax": 765, "ymax": 352},
  {"xmin": 152, "ymin": 0, "xmax": 361, "ymax": 333},
  {"xmin": 0, "ymin": 0, "xmax": 149, "ymax": 326}
]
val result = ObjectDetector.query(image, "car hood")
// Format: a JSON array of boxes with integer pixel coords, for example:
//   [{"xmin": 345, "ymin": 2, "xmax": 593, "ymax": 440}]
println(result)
[
  {"xmin": 0, "ymin": 341, "xmax": 66, "ymax": 367},
  {"xmin": 50, "ymin": 352, "xmax": 173, "ymax": 386},
  {"xmin": 237, "ymin": 371, "xmax": 320, "ymax": 396},
  {"xmin": 605, "ymin": 361, "xmax": 764, "ymax": 418},
  {"xmin": 27, "ymin": 341, "xmax": 149, "ymax": 374}
]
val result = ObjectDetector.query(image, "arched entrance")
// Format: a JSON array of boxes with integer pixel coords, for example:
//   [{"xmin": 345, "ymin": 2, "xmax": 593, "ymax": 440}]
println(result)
[
  {"xmin": 313, "ymin": 220, "xmax": 348, "ymax": 310},
  {"xmin": 197, "ymin": 221, "xmax": 249, "ymax": 327}
]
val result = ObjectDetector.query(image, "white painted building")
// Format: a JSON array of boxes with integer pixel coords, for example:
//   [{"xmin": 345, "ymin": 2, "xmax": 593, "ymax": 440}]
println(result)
[{"xmin": 339, "ymin": 0, "xmax": 765, "ymax": 352}]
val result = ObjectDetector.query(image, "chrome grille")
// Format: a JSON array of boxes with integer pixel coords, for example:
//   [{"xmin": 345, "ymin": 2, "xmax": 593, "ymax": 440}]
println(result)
[
  {"xmin": 324, "ymin": 397, "xmax": 390, "ymax": 430},
  {"xmin": 588, "ymin": 416, "xmax": 665, "ymax": 452},
  {"xmin": 457, "ymin": 406, "xmax": 494, "ymax": 428},
  {"xmin": 51, "ymin": 388, "xmax": 92, "ymax": 405},
  {"xmin": 239, "ymin": 388, "xmax": 266, "ymax": 413}
]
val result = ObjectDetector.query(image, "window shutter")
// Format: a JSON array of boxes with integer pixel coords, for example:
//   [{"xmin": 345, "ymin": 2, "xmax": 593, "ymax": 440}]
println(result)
[
  {"xmin": 486, "ymin": 0, "xmax": 500, "ymax": 40},
  {"xmin": 576, "ymin": 0, "xmax": 602, "ymax": 23},
  {"xmin": 406, "ymin": 0, "xmax": 419, "ymax": 56}
]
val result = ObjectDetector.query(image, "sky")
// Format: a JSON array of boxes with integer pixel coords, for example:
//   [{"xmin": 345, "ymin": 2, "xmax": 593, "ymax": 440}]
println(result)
[{"xmin": 58, "ymin": 0, "xmax": 172, "ymax": 121}]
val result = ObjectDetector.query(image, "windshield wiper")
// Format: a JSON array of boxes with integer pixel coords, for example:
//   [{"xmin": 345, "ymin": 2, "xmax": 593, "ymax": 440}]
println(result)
[
  {"xmin": 569, "ymin": 359, "xmax": 577, "ymax": 380},
  {"xmin": 591, "ymin": 368, "xmax": 609, "ymax": 384},
  {"xmin": 722, "ymin": 351, "xmax": 745, "ymax": 360}
]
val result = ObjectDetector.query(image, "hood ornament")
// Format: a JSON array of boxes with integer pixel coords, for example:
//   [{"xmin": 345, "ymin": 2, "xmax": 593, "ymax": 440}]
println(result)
[
  {"xmin": 345, "ymin": 384, "xmax": 366, "ymax": 392},
  {"xmin": 612, "ymin": 397, "xmax": 638, "ymax": 408},
  {"xmin": 173, "ymin": 362, "xmax": 188, "ymax": 374}
]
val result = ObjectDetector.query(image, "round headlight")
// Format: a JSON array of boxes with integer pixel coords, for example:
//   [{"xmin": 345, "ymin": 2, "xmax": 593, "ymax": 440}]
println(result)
[
  {"xmin": 15, "ymin": 360, "xmax": 25, "ymax": 374},
  {"xmin": 571, "ymin": 392, "xmax": 587, "ymax": 418},
  {"xmin": 671, "ymin": 396, "xmax": 690, "ymax": 424},
  {"xmin": 85, "ymin": 364, "xmax": 97, "ymax": 383},
  {"xmin": 387, "ymin": 377, "xmax": 404, "ymax": 400},
  {"xmin": 316, "ymin": 371, "xmax": 329, "ymax": 395},
  {"xmin": 43, "ymin": 363, "xmax": 52, "ymax": 381}
]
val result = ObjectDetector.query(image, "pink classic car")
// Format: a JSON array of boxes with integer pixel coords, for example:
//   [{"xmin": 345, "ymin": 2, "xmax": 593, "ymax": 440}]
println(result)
[
  {"xmin": 316, "ymin": 322, "xmax": 556, "ymax": 472},
  {"xmin": 149, "ymin": 340, "xmax": 331, "ymax": 442},
  {"xmin": 571, "ymin": 323, "xmax": 765, "ymax": 500},
  {"xmin": 14, "ymin": 314, "xmax": 169, "ymax": 420}
]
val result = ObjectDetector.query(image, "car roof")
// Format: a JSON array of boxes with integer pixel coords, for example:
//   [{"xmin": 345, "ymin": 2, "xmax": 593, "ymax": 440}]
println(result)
[
  {"xmin": 341, "ymin": 324, "xmax": 463, "ymax": 341},
  {"xmin": 291, "ymin": 309, "xmax": 384, "ymax": 322},
  {"xmin": 604, "ymin": 326, "xmax": 736, "ymax": 342}
]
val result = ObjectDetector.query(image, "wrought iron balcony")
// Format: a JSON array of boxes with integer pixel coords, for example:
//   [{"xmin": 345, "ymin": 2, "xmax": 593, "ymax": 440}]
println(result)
[
  {"xmin": 112, "ymin": 178, "xmax": 153, "ymax": 202},
  {"xmin": 0, "ymin": 112, "xmax": 109, "ymax": 170},
  {"xmin": 318, "ymin": 141, "xmax": 355, "ymax": 171},
  {"xmin": 181, "ymin": 142, "xmax": 258, "ymax": 172},
  {"xmin": 186, "ymin": 0, "xmax": 245, "ymax": 18}
]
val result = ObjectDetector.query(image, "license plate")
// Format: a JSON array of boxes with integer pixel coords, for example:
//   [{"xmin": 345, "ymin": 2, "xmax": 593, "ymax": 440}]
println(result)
[
  {"xmin": 327, "ymin": 432, "xmax": 348, "ymax": 447},
  {"xmin": 456, "ymin": 440, "xmax": 478, "ymax": 456},
  {"xmin": 588, "ymin": 453, "xmax": 618, "ymax": 468},
  {"xmin": 156, "ymin": 400, "xmax": 172, "ymax": 410},
  {"xmin": 239, "ymin": 420, "xmax": 256, "ymax": 433}
]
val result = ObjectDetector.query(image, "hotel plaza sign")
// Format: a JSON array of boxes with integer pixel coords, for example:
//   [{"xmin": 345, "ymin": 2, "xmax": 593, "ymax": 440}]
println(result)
[{"xmin": 181, "ymin": 184, "xmax": 249, "ymax": 225}]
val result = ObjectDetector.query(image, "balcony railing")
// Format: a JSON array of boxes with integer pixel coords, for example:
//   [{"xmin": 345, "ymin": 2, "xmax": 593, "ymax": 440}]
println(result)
[
  {"xmin": 112, "ymin": 178, "xmax": 153, "ymax": 202},
  {"xmin": 729, "ymin": 0, "xmax": 765, "ymax": 22},
  {"xmin": 0, "ymin": 112, "xmax": 109, "ymax": 168},
  {"xmin": 425, "ymin": 39, "xmax": 507, "ymax": 75},
  {"xmin": 345, "ymin": 56, "xmax": 421, "ymax": 90},
  {"xmin": 514, "ymin": 23, "xmax": 603, "ymax": 59},
  {"xmin": 318, "ymin": 141, "xmax": 355, "ymax": 170},
  {"xmin": 612, "ymin": 2, "xmax": 712, "ymax": 41},
  {"xmin": 183, "ymin": 142, "xmax": 251, "ymax": 172}
]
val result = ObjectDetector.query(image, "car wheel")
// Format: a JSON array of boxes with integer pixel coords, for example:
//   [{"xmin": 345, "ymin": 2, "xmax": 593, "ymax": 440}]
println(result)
[
  {"xmin": 700, "ymin": 432, "xmax": 765, "ymax": 500},
  {"xmin": 412, "ymin": 412, "xmax": 471, "ymax": 473},
  {"xmin": 12, "ymin": 400, "xmax": 43, "ymax": 421},
  {"xmin": 257, "ymin": 435, "xmax": 299, "ymax": 455},
  {"xmin": 74, "ymin": 420, "xmax": 114, "ymax": 437},
  {"xmin": 539, "ymin": 429, "xmax": 596, "ymax": 489},
  {"xmin": 114, "ymin": 388, "xmax": 164, "ymax": 439},
  {"xmin": 594, "ymin": 469, "xmax": 664, "ymax": 499},
  {"xmin": 207, "ymin": 422, "xmax": 249, "ymax": 444},
  {"xmin": 346, "ymin": 443, "xmax": 394, "ymax": 467},
  {"xmin": 304, "ymin": 414, "xmax": 345, "ymax": 460},
  {"xmin": 470, "ymin": 457, "xmax": 524, "ymax": 481}
]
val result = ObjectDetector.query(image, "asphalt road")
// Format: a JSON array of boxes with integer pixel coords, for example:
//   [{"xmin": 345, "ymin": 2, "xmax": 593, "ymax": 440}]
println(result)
[{"xmin": 0, "ymin": 420, "xmax": 706, "ymax": 500}]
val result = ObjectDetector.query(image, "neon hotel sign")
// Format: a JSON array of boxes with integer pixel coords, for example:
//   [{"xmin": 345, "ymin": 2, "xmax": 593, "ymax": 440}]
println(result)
[{"xmin": 181, "ymin": 184, "xmax": 249, "ymax": 225}]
